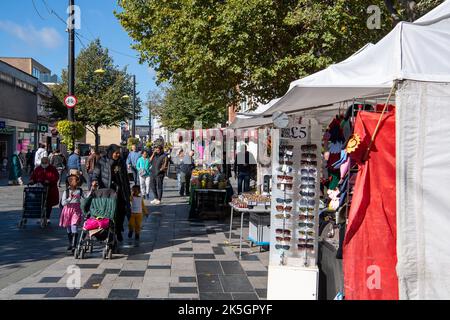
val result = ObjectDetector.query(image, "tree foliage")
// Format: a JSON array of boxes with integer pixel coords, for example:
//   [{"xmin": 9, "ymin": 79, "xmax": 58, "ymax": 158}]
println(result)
[
  {"xmin": 384, "ymin": 0, "xmax": 444, "ymax": 23},
  {"xmin": 150, "ymin": 83, "xmax": 227, "ymax": 131},
  {"xmin": 56, "ymin": 120, "xmax": 85, "ymax": 151},
  {"xmin": 45, "ymin": 39, "xmax": 141, "ymax": 148},
  {"xmin": 116, "ymin": 0, "xmax": 442, "ymax": 126}
]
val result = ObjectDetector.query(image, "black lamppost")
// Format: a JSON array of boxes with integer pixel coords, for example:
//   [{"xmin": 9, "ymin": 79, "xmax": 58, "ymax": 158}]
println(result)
[{"xmin": 68, "ymin": 0, "xmax": 75, "ymax": 151}]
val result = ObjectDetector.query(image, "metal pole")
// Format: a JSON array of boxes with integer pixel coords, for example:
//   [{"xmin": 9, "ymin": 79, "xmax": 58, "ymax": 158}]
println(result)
[
  {"xmin": 132, "ymin": 75, "xmax": 136, "ymax": 137},
  {"xmin": 148, "ymin": 106, "xmax": 151, "ymax": 141},
  {"xmin": 68, "ymin": 0, "xmax": 75, "ymax": 151}
]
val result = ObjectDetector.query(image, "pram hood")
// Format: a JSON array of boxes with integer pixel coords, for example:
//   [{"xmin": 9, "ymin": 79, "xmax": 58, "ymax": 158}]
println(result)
[{"xmin": 82, "ymin": 188, "xmax": 117, "ymax": 220}]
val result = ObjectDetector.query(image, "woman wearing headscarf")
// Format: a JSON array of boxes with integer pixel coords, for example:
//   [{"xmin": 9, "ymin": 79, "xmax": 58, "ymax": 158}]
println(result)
[
  {"xmin": 92, "ymin": 144, "xmax": 131, "ymax": 242},
  {"xmin": 8, "ymin": 151, "xmax": 24, "ymax": 186},
  {"xmin": 29, "ymin": 156, "xmax": 60, "ymax": 223}
]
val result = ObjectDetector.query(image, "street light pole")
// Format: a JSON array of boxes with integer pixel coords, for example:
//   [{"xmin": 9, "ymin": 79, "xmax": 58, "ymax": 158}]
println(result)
[
  {"xmin": 68, "ymin": 0, "xmax": 75, "ymax": 151},
  {"xmin": 148, "ymin": 107, "xmax": 152, "ymax": 142},
  {"xmin": 132, "ymin": 74, "xmax": 136, "ymax": 138}
]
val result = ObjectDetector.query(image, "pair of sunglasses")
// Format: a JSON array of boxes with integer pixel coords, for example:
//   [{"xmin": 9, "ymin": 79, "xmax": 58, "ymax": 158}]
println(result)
[
  {"xmin": 300, "ymin": 184, "xmax": 315, "ymax": 189},
  {"xmin": 299, "ymin": 207, "xmax": 315, "ymax": 213},
  {"xmin": 299, "ymin": 229, "xmax": 315, "ymax": 236},
  {"xmin": 277, "ymin": 175, "xmax": 293, "ymax": 181},
  {"xmin": 276, "ymin": 198, "xmax": 293, "ymax": 204},
  {"xmin": 276, "ymin": 236, "xmax": 291, "ymax": 242},
  {"xmin": 276, "ymin": 229, "xmax": 291, "ymax": 236},
  {"xmin": 299, "ymin": 222, "xmax": 315, "ymax": 228},
  {"xmin": 275, "ymin": 213, "xmax": 292, "ymax": 219},
  {"xmin": 300, "ymin": 199, "xmax": 316, "ymax": 206},
  {"xmin": 297, "ymin": 244, "xmax": 314, "ymax": 250},
  {"xmin": 300, "ymin": 177, "xmax": 316, "ymax": 183},
  {"xmin": 300, "ymin": 191, "xmax": 315, "ymax": 197},
  {"xmin": 279, "ymin": 160, "xmax": 293, "ymax": 165},
  {"xmin": 301, "ymin": 160, "xmax": 318, "ymax": 166},
  {"xmin": 277, "ymin": 166, "xmax": 293, "ymax": 174},
  {"xmin": 275, "ymin": 205, "xmax": 292, "ymax": 212},
  {"xmin": 299, "ymin": 214, "xmax": 315, "ymax": 221},
  {"xmin": 275, "ymin": 244, "xmax": 290, "ymax": 250},
  {"xmin": 298, "ymin": 238, "xmax": 314, "ymax": 244},
  {"xmin": 277, "ymin": 183, "xmax": 293, "ymax": 191},
  {"xmin": 301, "ymin": 144, "xmax": 317, "ymax": 152},
  {"xmin": 300, "ymin": 168, "xmax": 317, "ymax": 176},
  {"xmin": 301, "ymin": 153, "xmax": 317, "ymax": 159},
  {"xmin": 280, "ymin": 145, "xmax": 294, "ymax": 150}
]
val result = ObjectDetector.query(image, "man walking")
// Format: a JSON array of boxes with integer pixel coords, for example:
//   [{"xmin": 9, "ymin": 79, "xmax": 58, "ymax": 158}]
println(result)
[
  {"xmin": 85, "ymin": 148, "xmax": 100, "ymax": 189},
  {"xmin": 34, "ymin": 143, "xmax": 47, "ymax": 168},
  {"xmin": 179, "ymin": 150, "xmax": 195, "ymax": 196},
  {"xmin": 67, "ymin": 148, "xmax": 82, "ymax": 177},
  {"xmin": 26, "ymin": 149, "xmax": 33, "ymax": 174},
  {"xmin": 126, "ymin": 144, "xmax": 141, "ymax": 186},
  {"xmin": 234, "ymin": 145, "xmax": 255, "ymax": 194},
  {"xmin": 50, "ymin": 149, "xmax": 66, "ymax": 187},
  {"xmin": 149, "ymin": 145, "xmax": 169, "ymax": 205}
]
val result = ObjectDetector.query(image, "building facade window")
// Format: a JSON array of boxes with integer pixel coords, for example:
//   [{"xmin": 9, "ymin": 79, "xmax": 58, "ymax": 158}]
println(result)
[{"xmin": 32, "ymin": 67, "xmax": 40, "ymax": 79}]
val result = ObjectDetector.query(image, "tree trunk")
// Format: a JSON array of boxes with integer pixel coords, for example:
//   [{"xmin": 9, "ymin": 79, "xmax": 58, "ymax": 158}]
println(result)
[{"xmin": 94, "ymin": 125, "xmax": 99, "ymax": 152}]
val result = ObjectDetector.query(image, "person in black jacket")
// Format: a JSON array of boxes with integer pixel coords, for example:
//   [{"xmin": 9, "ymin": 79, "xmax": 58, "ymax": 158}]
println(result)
[
  {"xmin": 149, "ymin": 145, "xmax": 169, "ymax": 205},
  {"xmin": 92, "ymin": 144, "xmax": 131, "ymax": 242},
  {"xmin": 179, "ymin": 150, "xmax": 195, "ymax": 196}
]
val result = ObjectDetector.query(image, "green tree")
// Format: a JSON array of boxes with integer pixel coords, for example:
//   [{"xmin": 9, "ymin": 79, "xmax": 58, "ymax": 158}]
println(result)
[
  {"xmin": 45, "ymin": 39, "xmax": 141, "ymax": 150},
  {"xmin": 384, "ymin": 0, "xmax": 444, "ymax": 24},
  {"xmin": 150, "ymin": 83, "xmax": 227, "ymax": 131},
  {"xmin": 56, "ymin": 120, "xmax": 85, "ymax": 151},
  {"xmin": 116, "ymin": 0, "xmax": 442, "ymax": 110}
]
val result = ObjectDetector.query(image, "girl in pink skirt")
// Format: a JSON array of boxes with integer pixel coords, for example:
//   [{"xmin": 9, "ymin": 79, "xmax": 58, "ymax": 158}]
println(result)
[{"xmin": 59, "ymin": 174, "xmax": 84, "ymax": 252}]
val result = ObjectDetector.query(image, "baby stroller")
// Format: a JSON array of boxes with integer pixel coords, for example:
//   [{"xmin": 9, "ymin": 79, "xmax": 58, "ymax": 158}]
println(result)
[
  {"xmin": 75, "ymin": 188, "xmax": 118, "ymax": 259},
  {"xmin": 19, "ymin": 184, "xmax": 48, "ymax": 229}
]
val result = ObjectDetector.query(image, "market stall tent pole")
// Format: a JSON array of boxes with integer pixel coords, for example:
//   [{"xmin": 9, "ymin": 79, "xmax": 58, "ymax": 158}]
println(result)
[{"xmin": 363, "ymin": 82, "xmax": 398, "ymax": 162}]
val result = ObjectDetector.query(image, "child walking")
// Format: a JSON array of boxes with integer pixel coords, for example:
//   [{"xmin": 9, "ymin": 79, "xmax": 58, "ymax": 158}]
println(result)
[
  {"xmin": 59, "ymin": 174, "xmax": 84, "ymax": 252},
  {"xmin": 128, "ymin": 185, "xmax": 148, "ymax": 241}
]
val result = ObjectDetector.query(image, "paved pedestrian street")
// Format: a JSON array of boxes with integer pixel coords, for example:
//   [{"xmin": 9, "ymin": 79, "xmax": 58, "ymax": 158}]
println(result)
[{"xmin": 0, "ymin": 178, "xmax": 269, "ymax": 300}]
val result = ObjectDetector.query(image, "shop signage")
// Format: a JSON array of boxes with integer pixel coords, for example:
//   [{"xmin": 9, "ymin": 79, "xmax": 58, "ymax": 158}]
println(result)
[
  {"xmin": 281, "ymin": 126, "xmax": 308, "ymax": 139},
  {"xmin": 38, "ymin": 123, "xmax": 48, "ymax": 133},
  {"xmin": 0, "ymin": 127, "xmax": 14, "ymax": 134}
]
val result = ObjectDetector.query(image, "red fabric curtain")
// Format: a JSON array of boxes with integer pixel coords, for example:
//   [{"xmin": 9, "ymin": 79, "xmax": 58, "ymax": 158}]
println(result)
[{"xmin": 343, "ymin": 110, "xmax": 398, "ymax": 300}]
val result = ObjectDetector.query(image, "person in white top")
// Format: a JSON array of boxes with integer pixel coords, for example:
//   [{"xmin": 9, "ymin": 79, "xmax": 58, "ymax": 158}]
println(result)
[
  {"xmin": 34, "ymin": 143, "xmax": 48, "ymax": 167},
  {"xmin": 128, "ymin": 185, "xmax": 149, "ymax": 241}
]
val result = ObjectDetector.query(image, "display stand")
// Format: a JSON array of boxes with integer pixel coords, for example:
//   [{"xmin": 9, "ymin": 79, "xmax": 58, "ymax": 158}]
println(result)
[
  {"xmin": 267, "ymin": 116, "xmax": 322, "ymax": 300},
  {"xmin": 228, "ymin": 204, "xmax": 270, "ymax": 260}
]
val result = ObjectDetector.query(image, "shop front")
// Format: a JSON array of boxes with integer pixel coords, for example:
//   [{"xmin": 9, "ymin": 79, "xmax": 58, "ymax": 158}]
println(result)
[{"xmin": 0, "ymin": 60, "xmax": 38, "ymax": 163}]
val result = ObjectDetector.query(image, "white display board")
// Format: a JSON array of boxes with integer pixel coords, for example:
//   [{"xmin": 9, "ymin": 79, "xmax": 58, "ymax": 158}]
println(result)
[
  {"xmin": 267, "ymin": 265, "xmax": 319, "ymax": 300},
  {"xmin": 268, "ymin": 115, "xmax": 322, "ymax": 299}
]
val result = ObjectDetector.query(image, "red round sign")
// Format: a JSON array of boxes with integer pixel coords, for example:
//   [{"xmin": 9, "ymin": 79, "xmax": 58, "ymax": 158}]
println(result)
[{"xmin": 64, "ymin": 95, "xmax": 78, "ymax": 108}]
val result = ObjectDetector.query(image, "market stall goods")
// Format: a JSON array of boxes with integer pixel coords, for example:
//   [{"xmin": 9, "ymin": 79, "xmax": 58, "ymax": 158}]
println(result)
[
  {"xmin": 190, "ymin": 168, "xmax": 228, "ymax": 189},
  {"xmin": 231, "ymin": 192, "xmax": 271, "ymax": 209}
]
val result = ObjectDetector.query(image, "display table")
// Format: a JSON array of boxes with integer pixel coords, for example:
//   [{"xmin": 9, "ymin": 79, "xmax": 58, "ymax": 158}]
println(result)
[
  {"xmin": 189, "ymin": 187, "xmax": 230, "ymax": 219},
  {"xmin": 228, "ymin": 204, "xmax": 270, "ymax": 260}
]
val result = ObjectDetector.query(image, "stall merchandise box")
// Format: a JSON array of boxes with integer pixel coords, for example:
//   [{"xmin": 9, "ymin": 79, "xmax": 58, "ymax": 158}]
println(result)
[{"xmin": 248, "ymin": 211, "xmax": 270, "ymax": 246}]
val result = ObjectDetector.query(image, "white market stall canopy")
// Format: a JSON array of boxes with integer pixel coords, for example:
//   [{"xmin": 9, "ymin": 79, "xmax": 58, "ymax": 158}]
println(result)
[
  {"xmin": 229, "ymin": 98, "xmax": 280, "ymax": 129},
  {"xmin": 262, "ymin": 0, "xmax": 450, "ymax": 116}
]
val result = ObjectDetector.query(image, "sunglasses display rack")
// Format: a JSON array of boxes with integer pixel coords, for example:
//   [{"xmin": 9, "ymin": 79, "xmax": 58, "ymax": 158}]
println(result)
[
  {"xmin": 268, "ymin": 116, "xmax": 322, "ymax": 300},
  {"xmin": 269, "ymin": 117, "xmax": 322, "ymax": 267}
]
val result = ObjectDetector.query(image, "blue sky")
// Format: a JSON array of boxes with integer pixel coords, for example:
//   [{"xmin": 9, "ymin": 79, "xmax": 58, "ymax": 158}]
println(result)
[{"xmin": 0, "ymin": 0, "xmax": 157, "ymax": 125}]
